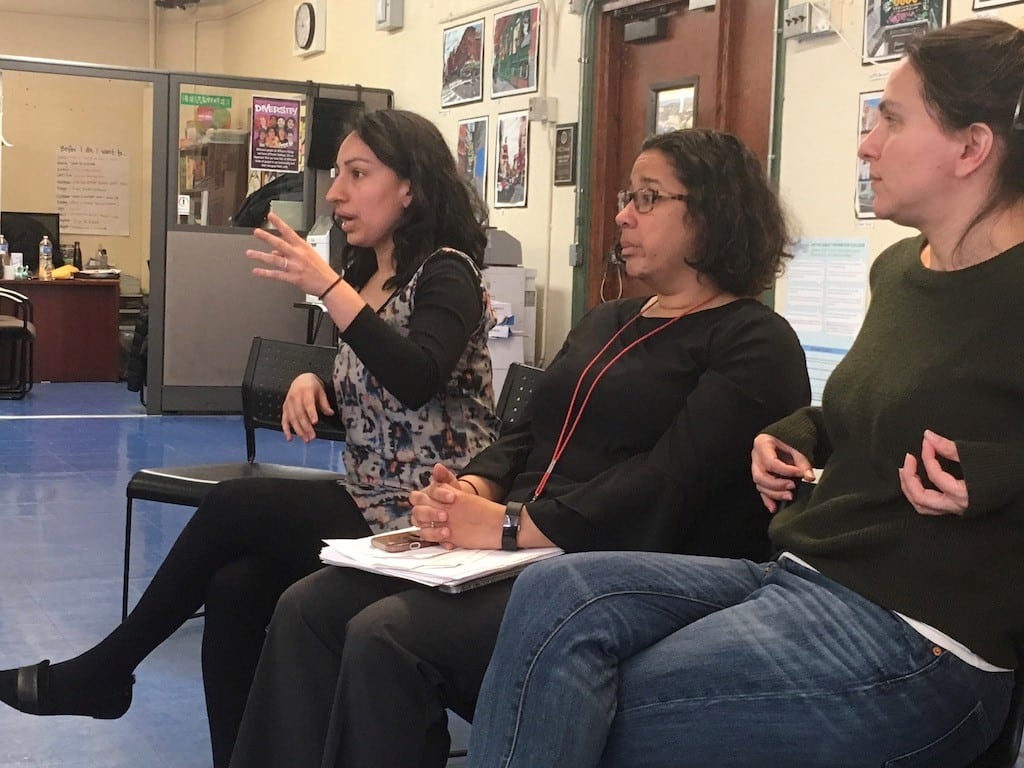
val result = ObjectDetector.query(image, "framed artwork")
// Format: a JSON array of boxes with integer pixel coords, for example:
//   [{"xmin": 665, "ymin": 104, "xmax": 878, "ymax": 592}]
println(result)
[
  {"xmin": 553, "ymin": 123, "xmax": 577, "ymax": 186},
  {"xmin": 863, "ymin": 0, "xmax": 947, "ymax": 64},
  {"xmin": 855, "ymin": 90, "xmax": 883, "ymax": 220},
  {"xmin": 442, "ymin": 19, "xmax": 484, "ymax": 108},
  {"xmin": 492, "ymin": 5, "xmax": 540, "ymax": 98},
  {"xmin": 648, "ymin": 78, "xmax": 697, "ymax": 135},
  {"xmin": 494, "ymin": 109, "xmax": 529, "ymax": 208},
  {"xmin": 972, "ymin": 0, "xmax": 1024, "ymax": 7},
  {"xmin": 457, "ymin": 116, "xmax": 489, "ymax": 202}
]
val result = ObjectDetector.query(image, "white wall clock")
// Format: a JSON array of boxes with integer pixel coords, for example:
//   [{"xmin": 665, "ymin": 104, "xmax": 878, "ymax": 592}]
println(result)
[{"xmin": 293, "ymin": 0, "xmax": 326, "ymax": 57}]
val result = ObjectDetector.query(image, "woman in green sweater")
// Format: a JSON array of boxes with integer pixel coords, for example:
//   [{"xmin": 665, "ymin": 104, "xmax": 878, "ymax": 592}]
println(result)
[{"xmin": 464, "ymin": 18, "xmax": 1024, "ymax": 768}]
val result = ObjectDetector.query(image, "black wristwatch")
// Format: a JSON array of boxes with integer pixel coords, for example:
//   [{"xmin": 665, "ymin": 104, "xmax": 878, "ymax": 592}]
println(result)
[{"xmin": 502, "ymin": 501, "xmax": 523, "ymax": 551}]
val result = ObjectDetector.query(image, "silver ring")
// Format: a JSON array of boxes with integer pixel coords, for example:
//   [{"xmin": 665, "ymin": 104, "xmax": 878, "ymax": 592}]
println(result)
[
  {"xmin": 282, "ymin": 257, "xmax": 289, "ymax": 271},
  {"xmin": 429, "ymin": 520, "xmax": 437, "ymax": 529}
]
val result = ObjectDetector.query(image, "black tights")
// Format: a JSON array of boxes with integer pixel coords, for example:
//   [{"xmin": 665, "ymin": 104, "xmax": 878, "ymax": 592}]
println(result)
[{"xmin": 67, "ymin": 477, "xmax": 371, "ymax": 767}]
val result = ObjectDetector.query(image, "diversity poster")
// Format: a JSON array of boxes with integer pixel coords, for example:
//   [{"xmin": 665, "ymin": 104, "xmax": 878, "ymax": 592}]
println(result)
[{"xmin": 251, "ymin": 96, "xmax": 301, "ymax": 173}]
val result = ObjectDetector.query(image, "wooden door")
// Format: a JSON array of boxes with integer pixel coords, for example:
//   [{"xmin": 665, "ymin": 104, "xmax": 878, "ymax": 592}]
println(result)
[{"xmin": 585, "ymin": 0, "xmax": 777, "ymax": 309}]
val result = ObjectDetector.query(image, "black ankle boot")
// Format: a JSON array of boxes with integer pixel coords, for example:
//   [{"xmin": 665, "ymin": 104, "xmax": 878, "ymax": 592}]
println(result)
[{"xmin": 0, "ymin": 660, "xmax": 134, "ymax": 720}]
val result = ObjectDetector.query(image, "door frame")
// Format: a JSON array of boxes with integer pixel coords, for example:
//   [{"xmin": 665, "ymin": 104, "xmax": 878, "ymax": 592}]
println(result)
[{"xmin": 570, "ymin": 0, "xmax": 786, "ymax": 324}]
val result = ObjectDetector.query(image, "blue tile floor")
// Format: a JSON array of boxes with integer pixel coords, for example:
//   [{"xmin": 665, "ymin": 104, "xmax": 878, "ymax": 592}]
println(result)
[{"xmin": 0, "ymin": 383, "xmax": 469, "ymax": 766}]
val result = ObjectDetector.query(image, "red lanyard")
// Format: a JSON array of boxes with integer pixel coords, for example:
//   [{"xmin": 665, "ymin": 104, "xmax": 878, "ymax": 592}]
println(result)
[{"xmin": 531, "ymin": 293, "xmax": 722, "ymax": 501}]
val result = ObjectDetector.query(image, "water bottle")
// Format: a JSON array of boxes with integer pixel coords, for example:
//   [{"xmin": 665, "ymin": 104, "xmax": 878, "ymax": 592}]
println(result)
[
  {"xmin": 72, "ymin": 241, "xmax": 83, "ymax": 270},
  {"xmin": 39, "ymin": 235, "xmax": 54, "ymax": 280},
  {"xmin": 0, "ymin": 233, "xmax": 8, "ymax": 267}
]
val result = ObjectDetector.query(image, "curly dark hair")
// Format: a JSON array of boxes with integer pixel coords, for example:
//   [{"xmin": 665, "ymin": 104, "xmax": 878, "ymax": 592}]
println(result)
[
  {"xmin": 638, "ymin": 129, "xmax": 791, "ymax": 296},
  {"xmin": 905, "ymin": 19, "xmax": 1024, "ymax": 246},
  {"xmin": 339, "ymin": 110, "xmax": 489, "ymax": 290}
]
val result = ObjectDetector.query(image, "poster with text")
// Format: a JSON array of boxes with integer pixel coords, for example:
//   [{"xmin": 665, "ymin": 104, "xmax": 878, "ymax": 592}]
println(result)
[
  {"xmin": 862, "ymin": 0, "xmax": 947, "ymax": 64},
  {"xmin": 457, "ymin": 116, "xmax": 489, "ymax": 203},
  {"xmin": 495, "ymin": 110, "xmax": 529, "ymax": 208},
  {"xmin": 442, "ymin": 19, "xmax": 484, "ymax": 108},
  {"xmin": 492, "ymin": 5, "xmax": 540, "ymax": 98},
  {"xmin": 251, "ymin": 96, "xmax": 301, "ymax": 172},
  {"xmin": 855, "ymin": 91, "xmax": 883, "ymax": 219}
]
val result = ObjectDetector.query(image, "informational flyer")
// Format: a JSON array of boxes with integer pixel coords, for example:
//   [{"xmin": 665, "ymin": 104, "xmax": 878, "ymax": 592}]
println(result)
[
  {"xmin": 778, "ymin": 239, "xmax": 870, "ymax": 405},
  {"xmin": 251, "ymin": 96, "xmax": 301, "ymax": 173}
]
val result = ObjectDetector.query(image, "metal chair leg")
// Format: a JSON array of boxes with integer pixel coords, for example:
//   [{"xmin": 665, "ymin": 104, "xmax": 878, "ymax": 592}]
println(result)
[{"xmin": 123, "ymin": 496, "xmax": 133, "ymax": 621}]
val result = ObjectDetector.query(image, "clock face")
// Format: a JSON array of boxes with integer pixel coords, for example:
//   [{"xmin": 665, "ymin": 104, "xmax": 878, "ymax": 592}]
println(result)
[{"xmin": 294, "ymin": 2, "xmax": 315, "ymax": 49}]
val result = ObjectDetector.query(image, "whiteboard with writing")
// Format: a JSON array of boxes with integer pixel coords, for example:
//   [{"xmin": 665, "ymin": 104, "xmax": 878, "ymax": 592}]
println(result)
[{"xmin": 55, "ymin": 145, "xmax": 130, "ymax": 236}]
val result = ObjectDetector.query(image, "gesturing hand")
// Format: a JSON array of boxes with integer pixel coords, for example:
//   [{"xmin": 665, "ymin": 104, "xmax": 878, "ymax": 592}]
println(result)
[
  {"xmin": 898, "ymin": 429, "xmax": 969, "ymax": 516},
  {"xmin": 247, "ymin": 212, "xmax": 339, "ymax": 299},
  {"xmin": 751, "ymin": 434, "xmax": 816, "ymax": 513}
]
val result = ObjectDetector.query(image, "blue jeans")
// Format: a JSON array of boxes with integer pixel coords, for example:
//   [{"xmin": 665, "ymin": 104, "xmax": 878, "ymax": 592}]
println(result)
[{"xmin": 467, "ymin": 553, "xmax": 1013, "ymax": 768}]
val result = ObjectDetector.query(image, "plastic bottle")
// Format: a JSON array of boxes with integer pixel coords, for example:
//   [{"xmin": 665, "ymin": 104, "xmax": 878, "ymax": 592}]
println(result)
[
  {"xmin": 39, "ymin": 235, "xmax": 54, "ymax": 280},
  {"xmin": 0, "ymin": 233, "xmax": 8, "ymax": 267}
]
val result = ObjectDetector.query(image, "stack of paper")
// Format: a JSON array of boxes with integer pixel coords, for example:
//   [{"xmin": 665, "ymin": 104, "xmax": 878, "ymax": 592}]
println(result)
[{"xmin": 320, "ymin": 528, "xmax": 562, "ymax": 592}]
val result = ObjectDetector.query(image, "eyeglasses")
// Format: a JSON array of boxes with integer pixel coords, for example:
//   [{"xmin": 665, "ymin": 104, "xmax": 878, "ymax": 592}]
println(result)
[{"xmin": 616, "ymin": 188, "xmax": 689, "ymax": 214}]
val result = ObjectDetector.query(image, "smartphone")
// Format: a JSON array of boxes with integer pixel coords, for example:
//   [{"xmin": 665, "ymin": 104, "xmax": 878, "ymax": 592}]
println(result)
[{"xmin": 370, "ymin": 530, "xmax": 439, "ymax": 553}]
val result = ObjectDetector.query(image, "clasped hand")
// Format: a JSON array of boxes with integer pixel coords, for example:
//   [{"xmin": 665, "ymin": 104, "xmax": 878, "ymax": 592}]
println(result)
[{"xmin": 408, "ymin": 464, "xmax": 504, "ymax": 550}]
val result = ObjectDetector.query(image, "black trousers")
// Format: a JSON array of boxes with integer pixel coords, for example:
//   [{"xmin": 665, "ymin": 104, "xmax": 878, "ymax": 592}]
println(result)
[
  {"xmin": 122, "ymin": 477, "xmax": 371, "ymax": 767},
  {"xmin": 229, "ymin": 564, "xmax": 515, "ymax": 768}
]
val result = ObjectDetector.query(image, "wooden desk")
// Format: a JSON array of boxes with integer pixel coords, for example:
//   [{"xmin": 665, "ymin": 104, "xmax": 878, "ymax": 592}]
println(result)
[{"xmin": 0, "ymin": 278, "xmax": 120, "ymax": 382}]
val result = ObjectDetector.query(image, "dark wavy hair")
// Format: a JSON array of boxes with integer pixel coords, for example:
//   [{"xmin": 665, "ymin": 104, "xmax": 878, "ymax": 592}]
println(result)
[
  {"xmin": 905, "ymin": 19, "xmax": 1024, "ymax": 246},
  {"xmin": 339, "ymin": 110, "xmax": 489, "ymax": 290},
  {"xmin": 639, "ymin": 128, "xmax": 791, "ymax": 296}
]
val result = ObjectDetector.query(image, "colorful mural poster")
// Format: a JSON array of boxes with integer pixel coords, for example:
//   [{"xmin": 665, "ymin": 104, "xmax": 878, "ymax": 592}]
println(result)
[
  {"xmin": 492, "ymin": 5, "xmax": 540, "ymax": 98},
  {"xmin": 251, "ymin": 96, "xmax": 301, "ymax": 173},
  {"xmin": 457, "ymin": 116, "xmax": 488, "ymax": 202},
  {"xmin": 442, "ymin": 19, "xmax": 484, "ymax": 108},
  {"xmin": 495, "ymin": 109, "xmax": 529, "ymax": 208},
  {"xmin": 862, "ymin": 0, "xmax": 947, "ymax": 64},
  {"xmin": 855, "ymin": 91, "xmax": 883, "ymax": 219}
]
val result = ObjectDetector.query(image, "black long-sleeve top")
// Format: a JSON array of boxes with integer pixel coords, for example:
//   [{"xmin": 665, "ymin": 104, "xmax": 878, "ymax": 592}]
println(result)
[
  {"xmin": 460, "ymin": 297, "xmax": 811, "ymax": 560},
  {"xmin": 340, "ymin": 252, "xmax": 484, "ymax": 408}
]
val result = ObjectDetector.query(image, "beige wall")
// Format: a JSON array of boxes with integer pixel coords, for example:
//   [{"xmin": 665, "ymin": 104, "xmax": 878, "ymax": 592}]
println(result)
[{"xmin": 776, "ymin": 0, "xmax": 1024, "ymax": 305}]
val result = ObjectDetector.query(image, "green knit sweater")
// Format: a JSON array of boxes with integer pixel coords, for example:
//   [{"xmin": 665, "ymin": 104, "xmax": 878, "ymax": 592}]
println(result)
[{"xmin": 767, "ymin": 235, "xmax": 1024, "ymax": 669}]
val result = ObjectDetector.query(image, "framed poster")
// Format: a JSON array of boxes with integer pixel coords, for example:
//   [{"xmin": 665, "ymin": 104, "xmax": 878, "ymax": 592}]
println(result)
[
  {"xmin": 553, "ymin": 123, "xmax": 577, "ymax": 186},
  {"xmin": 442, "ymin": 19, "xmax": 484, "ymax": 108},
  {"xmin": 492, "ymin": 5, "xmax": 540, "ymax": 98},
  {"xmin": 855, "ymin": 90, "xmax": 883, "ymax": 220},
  {"xmin": 648, "ymin": 78, "xmax": 697, "ymax": 135},
  {"xmin": 494, "ymin": 109, "xmax": 529, "ymax": 208},
  {"xmin": 972, "ymin": 0, "xmax": 1024, "ymax": 7},
  {"xmin": 863, "ymin": 0, "xmax": 947, "ymax": 64},
  {"xmin": 457, "ymin": 116, "xmax": 489, "ymax": 202}
]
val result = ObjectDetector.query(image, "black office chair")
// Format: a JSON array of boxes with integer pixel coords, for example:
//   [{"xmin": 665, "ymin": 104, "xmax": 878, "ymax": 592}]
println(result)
[
  {"xmin": 495, "ymin": 362, "xmax": 542, "ymax": 430},
  {"xmin": 122, "ymin": 336, "xmax": 346, "ymax": 619},
  {"xmin": 0, "ymin": 287, "xmax": 36, "ymax": 399}
]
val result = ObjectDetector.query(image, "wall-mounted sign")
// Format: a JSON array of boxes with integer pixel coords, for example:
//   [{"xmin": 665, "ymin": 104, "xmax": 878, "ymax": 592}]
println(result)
[{"xmin": 553, "ymin": 123, "xmax": 577, "ymax": 187}]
